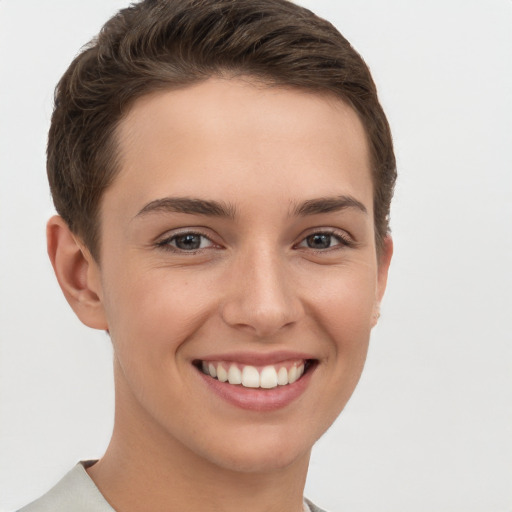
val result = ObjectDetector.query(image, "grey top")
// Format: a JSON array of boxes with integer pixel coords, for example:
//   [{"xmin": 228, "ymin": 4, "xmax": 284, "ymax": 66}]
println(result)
[
  {"xmin": 19, "ymin": 464, "xmax": 114, "ymax": 512},
  {"xmin": 19, "ymin": 463, "xmax": 328, "ymax": 512}
]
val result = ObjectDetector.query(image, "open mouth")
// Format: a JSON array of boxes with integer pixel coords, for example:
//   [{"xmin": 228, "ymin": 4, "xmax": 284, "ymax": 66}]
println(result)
[{"xmin": 194, "ymin": 359, "xmax": 316, "ymax": 389}]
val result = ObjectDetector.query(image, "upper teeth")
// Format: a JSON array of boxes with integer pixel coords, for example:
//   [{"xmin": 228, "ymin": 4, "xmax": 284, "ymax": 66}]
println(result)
[{"xmin": 201, "ymin": 361, "xmax": 305, "ymax": 389}]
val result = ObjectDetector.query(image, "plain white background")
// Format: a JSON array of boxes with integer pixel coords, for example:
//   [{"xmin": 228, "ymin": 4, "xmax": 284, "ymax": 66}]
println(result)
[{"xmin": 1, "ymin": 1, "xmax": 511, "ymax": 511}]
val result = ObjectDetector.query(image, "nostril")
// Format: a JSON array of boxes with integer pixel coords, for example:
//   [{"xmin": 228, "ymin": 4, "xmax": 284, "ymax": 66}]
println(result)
[
  {"xmin": 219, "ymin": 269, "xmax": 304, "ymax": 337},
  {"xmin": 220, "ymin": 303, "xmax": 302, "ymax": 338}
]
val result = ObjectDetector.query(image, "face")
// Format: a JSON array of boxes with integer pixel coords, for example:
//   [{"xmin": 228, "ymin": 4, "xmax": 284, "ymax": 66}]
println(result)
[{"xmin": 88, "ymin": 78, "xmax": 391, "ymax": 473}]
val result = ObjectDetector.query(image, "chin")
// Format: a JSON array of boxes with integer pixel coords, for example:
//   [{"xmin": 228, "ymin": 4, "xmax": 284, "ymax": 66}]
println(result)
[
  {"xmin": 208, "ymin": 446, "xmax": 310, "ymax": 475},
  {"xmin": 193, "ymin": 425, "xmax": 316, "ymax": 475}
]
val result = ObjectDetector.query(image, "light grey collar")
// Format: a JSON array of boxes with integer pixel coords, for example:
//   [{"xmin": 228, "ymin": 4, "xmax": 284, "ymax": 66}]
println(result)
[{"xmin": 20, "ymin": 462, "xmax": 326, "ymax": 512}]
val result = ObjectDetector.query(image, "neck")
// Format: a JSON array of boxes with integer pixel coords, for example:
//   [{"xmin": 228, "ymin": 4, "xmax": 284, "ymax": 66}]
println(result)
[{"xmin": 88, "ymin": 368, "xmax": 310, "ymax": 512}]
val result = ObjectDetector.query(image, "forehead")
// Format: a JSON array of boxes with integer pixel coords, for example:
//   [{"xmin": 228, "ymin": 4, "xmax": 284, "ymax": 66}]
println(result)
[{"xmin": 107, "ymin": 78, "xmax": 373, "ymax": 217}]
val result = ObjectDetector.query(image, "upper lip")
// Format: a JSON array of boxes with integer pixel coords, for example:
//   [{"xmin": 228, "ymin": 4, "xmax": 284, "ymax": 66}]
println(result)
[{"xmin": 194, "ymin": 350, "xmax": 317, "ymax": 366}]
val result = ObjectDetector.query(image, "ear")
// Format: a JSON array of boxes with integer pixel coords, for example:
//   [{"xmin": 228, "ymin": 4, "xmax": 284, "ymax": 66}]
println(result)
[
  {"xmin": 47, "ymin": 215, "xmax": 108, "ymax": 330},
  {"xmin": 372, "ymin": 235, "xmax": 393, "ymax": 327}
]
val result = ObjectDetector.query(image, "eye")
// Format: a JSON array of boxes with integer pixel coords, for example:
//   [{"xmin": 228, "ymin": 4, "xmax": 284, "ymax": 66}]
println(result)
[
  {"xmin": 296, "ymin": 231, "xmax": 352, "ymax": 251},
  {"xmin": 158, "ymin": 232, "xmax": 215, "ymax": 252}
]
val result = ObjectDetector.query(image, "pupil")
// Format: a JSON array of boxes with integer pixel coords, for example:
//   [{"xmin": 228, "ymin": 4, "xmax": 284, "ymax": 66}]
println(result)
[
  {"xmin": 176, "ymin": 234, "xmax": 201, "ymax": 250},
  {"xmin": 307, "ymin": 234, "xmax": 330, "ymax": 249}
]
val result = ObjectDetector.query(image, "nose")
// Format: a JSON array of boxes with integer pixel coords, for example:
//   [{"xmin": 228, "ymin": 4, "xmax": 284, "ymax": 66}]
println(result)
[{"xmin": 220, "ymin": 246, "xmax": 304, "ymax": 338}]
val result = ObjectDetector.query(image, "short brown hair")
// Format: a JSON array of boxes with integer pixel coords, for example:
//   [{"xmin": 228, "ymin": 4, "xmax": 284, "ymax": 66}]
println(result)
[{"xmin": 48, "ymin": 0, "xmax": 396, "ymax": 259}]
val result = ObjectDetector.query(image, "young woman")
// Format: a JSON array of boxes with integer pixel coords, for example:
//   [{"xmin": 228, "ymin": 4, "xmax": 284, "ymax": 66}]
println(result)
[{"xmin": 21, "ymin": 1, "xmax": 395, "ymax": 510}]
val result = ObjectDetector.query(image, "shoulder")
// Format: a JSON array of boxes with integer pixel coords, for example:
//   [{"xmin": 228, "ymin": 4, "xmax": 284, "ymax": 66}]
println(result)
[
  {"xmin": 304, "ymin": 497, "xmax": 330, "ymax": 512},
  {"xmin": 19, "ymin": 466, "xmax": 330, "ymax": 512},
  {"xmin": 18, "ymin": 463, "xmax": 114, "ymax": 512}
]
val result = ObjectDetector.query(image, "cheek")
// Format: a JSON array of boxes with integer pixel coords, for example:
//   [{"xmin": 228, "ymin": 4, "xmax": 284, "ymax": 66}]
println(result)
[
  {"xmin": 310, "ymin": 265, "xmax": 377, "ymax": 339},
  {"xmin": 307, "ymin": 270, "xmax": 376, "ymax": 421},
  {"xmin": 103, "ymin": 267, "xmax": 215, "ymax": 363},
  {"xmin": 102, "ymin": 269, "xmax": 218, "ymax": 415},
  {"xmin": 308, "ymin": 265, "xmax": 377, "ymax": 393}
]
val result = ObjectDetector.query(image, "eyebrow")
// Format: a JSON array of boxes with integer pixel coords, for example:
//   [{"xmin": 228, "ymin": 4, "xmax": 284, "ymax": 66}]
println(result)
[
  {"xmin": 292, "ymin": 195, "xmax": 368, "ymax": 216},
  {"xmin": 135, "ymin": 194, "xmax": 366, "ymax": 220},
  {"xmin": 135, "ymin": 197, "xmax": 236, "ymax": 219}
]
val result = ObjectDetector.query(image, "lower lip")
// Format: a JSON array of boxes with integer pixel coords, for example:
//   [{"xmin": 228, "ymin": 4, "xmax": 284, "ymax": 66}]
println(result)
[{"xmin": 197, "ymin": 365, "xmax": 315, "ymax": 412}]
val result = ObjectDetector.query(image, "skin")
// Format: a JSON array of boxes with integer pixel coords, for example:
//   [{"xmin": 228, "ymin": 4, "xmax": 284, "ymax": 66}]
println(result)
[{"xmin": 48, "ymin": 78, "xmax": 392, "ymax": 512}]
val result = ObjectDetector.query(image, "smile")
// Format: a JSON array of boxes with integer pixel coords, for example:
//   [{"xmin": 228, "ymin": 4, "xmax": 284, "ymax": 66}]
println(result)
[
  {"xmin": 194, "ymin": 356, "xmax": 317, "ymax": 411},
  {"xmin": 197, "ymin": 359, "xmax": 312, "ymax": 389}
]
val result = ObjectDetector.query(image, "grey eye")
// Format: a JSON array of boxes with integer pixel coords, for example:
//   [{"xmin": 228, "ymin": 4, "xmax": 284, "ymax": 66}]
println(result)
[
  {"xmin": 164, "ymin": 233, "xmax": 213, "ymax": 252},
  {"xmin": 173, "ymin": 233, "xmax": 203, "ymax": 250},
  {"xmin": 158, "ymin": 231, "xmax": 217, "ymax": 253},
  {"xmin": 305, "ymin": 233, "xmax": 334, "ymax": 249}
]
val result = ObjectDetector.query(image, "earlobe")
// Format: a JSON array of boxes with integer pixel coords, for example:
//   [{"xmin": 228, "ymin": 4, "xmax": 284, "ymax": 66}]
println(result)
[
  {"xmin": 47, "ymin": 215, "xmax": 108, "ymax": 330},
  {"xmin": 372, "ymin": 235, "xmax": 393, "ymax": 327}
]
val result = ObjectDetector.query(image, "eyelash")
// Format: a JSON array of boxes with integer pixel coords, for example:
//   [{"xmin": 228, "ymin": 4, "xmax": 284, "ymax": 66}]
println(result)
[
  {"xmin": 156, "ymin": 229, "xmax": 354, "ymax": 254},
  {"xmin": 156, "ymin": 231, "xmax": 216, "ymax": 253},
  {"xmin": 294, "ymin": 229, "xmax": 355, "ymax": 252}
]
